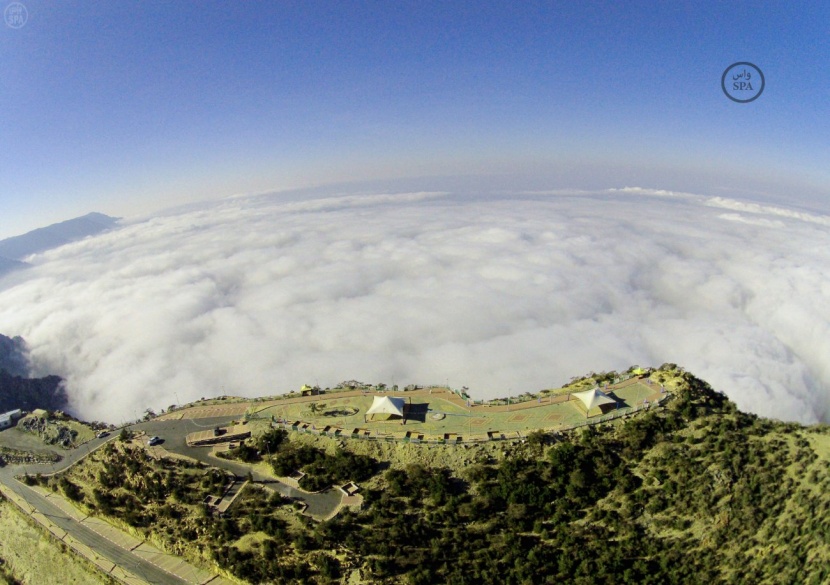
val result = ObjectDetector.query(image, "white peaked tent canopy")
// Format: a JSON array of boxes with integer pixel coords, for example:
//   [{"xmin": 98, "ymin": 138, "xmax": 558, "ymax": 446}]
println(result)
[
  {"xmin": 573, "ymin": 388, "xmax": 616, "ymax": 411},
  {"xmin": 365, "ymin": 396, "xmax": 406, "ymax": 418}
]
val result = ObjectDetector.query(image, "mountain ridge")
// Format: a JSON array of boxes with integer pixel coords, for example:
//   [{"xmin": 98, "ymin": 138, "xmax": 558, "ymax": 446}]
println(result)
[
  {"xmin": 14, "ymin": 366, "xmax": 829, "ymax": 585},
  {"xmin": 0, "ymin": 212, "xmax": 119, "ymax": 262},
  {"xmin": 0, "ymin": 334, "xmax": 68, "ymax": 413},
  {"xmin": 0, "ymin": 334, "xmax": 29, "ymax": 378}
]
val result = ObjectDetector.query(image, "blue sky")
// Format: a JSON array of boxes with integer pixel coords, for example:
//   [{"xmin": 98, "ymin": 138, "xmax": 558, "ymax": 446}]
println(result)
[{"xmin": 1, "ymin": 0, "xmax": 828, "ymax": 238}]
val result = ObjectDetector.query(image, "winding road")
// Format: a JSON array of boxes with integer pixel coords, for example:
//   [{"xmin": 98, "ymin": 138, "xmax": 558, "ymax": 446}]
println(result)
[
  {"xmin": 0, "ymin": 414, "xmax": 340, "ymax": 584},
  {"xmin": 134, "ymin": 416, "xmax": 342, "ymax": 517}
]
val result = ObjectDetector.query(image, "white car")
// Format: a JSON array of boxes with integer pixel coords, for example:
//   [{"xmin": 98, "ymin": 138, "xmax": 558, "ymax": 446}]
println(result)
[{"xmin": 148, "ymin": 436, "xmax": 162, "ymax": 446}]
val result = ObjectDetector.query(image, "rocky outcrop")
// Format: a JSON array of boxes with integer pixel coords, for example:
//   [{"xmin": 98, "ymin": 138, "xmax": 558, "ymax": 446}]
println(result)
[
  {"xmin": 0, "ymin": 335, "xmax": 68, "ymax": 414},
  {"xmin": 0, "ymin": 370, "xmax": 68, "ymax": 414},
  {"xmin": 0, "ymin": 334, "xmax": 29, "ymax": 378}
]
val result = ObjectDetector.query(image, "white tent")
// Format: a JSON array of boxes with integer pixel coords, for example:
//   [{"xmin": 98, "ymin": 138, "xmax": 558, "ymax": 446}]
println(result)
[
  {"xmin": 365, "ymin": 396, "xmax": 406, "ymax": 419},
  {"xmin": 572, "ymin": 388, "xmax": 616, "ymax": 413}
]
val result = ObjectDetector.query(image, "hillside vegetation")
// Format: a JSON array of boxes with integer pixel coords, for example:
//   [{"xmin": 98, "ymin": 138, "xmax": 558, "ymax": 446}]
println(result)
[{"xmin": 36, "ymin": 368, "xmax": 830, "ymax": 584}]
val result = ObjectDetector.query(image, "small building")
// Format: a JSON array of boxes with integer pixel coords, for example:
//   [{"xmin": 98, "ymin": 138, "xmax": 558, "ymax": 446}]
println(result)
[
  {"xmin": 339, "ymin": 482, "xmax": 360, "ymax": 496},
  {"xmin": 0, "ymin": 409, "xmax": 23, "ymax": 430},
  {"xmin": 301, "ymin": 384, "xmax": 320, "ymax": 396},
  {"xmin": 487, "ymin": 430, "xmax": 506, "ymax": 441},
  {"xmin": 186, "ymin": 424, "xmax": 252, "ymax": 446}
]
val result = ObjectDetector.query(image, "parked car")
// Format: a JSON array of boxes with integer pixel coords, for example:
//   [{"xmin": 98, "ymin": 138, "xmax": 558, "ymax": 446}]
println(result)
[{"xmin": 148, "ymin": 436, "xmax": 162, "ymax": 446}]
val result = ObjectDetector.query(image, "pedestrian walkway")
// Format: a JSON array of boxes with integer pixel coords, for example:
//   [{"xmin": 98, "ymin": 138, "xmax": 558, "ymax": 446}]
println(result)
[{"xmin": 1, "ymin": 481, "xmax": 235, "ymax": 585}]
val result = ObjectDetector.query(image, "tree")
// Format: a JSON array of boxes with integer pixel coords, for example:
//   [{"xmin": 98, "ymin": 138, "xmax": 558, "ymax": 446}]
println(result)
[
  {"xmin": 257, "ymin": 428, "xmax": 287, "ymax": 453},
  {"xmin": 526, "ymin": 430, "xmax": 548, "ymax": 449}
]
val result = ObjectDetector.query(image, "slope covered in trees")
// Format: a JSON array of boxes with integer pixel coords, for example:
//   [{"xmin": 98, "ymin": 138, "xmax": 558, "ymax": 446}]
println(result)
[
  {"xmin": 331, "ymin": 372, "xmax": 830, "ymax": 584},
  {"xmin": 40, "ymin": 369, "xmax": 830, "ymax": 584}
]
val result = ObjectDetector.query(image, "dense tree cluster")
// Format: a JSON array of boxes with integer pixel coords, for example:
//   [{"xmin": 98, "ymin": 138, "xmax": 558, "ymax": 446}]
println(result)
[
  {"xmin": 219, "ymin": 428, "xmax": 289, "ymax": 464},
  {"xmin": 314, "ymin": 373, "xmax": 830, "ymax": 585},
  {"xmin": 271, "ymin": 443, "xmax": 377, "ymax": 491}
]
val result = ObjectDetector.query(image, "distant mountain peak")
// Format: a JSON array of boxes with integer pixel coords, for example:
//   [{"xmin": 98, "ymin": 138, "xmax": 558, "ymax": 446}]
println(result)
[
  {"xmin": 0, "ymin": 212, "xmax": 120, "ymax": 264},
  {"xmin": 77, "ymin": 211, "xmax": 121, "ymax": 225}
]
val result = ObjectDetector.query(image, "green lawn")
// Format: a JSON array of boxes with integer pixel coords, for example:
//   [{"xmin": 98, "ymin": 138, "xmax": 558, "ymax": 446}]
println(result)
[{"xmin": 251, "ymin": 380, "xmax": 663, "ymax": 440}]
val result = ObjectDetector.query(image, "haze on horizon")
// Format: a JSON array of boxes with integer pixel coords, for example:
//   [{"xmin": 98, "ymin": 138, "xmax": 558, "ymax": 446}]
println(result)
[
  {"xmin": 1, "ymin": 2, "xmax": 828, "ymax": 238},
  {"xmin": 1, "ymin": 3, "xmax": 828, "ymax": 424}
]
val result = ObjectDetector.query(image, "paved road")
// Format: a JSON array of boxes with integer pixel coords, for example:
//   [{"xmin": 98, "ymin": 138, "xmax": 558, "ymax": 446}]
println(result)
[
  {"xmin": 135, "ymin": 417, "xmax": 342, "ymax": 518},
  {"xmin": 1, "ymin": 416, "xmax": 342, "ymax": 518},
  {"xmin": 0, "ymin": 414, "xmax": 342, "ymax": 584},
  {"xmin": 0, "ymin": 466, "xmax": 188, "ymax": 585},
  {"xmin": 0, "ymin": 426, "xmax": 116, "ymax": 470}
]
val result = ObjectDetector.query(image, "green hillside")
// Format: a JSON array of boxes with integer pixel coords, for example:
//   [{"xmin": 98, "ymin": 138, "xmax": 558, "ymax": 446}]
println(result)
[{"xmin": 32, "ymin": 368, "xmax": 830, "ymax": 584}]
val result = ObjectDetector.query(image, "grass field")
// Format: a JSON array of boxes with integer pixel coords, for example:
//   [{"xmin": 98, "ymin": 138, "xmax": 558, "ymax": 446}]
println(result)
[{"xmin": 245, "ymin": 377, "xmax": 666, "ymax": 442}]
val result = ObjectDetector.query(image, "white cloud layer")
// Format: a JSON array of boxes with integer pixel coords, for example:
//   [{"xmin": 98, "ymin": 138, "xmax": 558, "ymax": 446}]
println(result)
[{"xmin": 1, "ymin": 188, "xmax": 829, "ymax": 424}]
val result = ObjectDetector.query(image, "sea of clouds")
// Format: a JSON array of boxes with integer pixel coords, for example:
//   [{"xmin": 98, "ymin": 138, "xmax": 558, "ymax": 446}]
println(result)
[{"xmin": 0, "ymin": 188, "xmax": 828, "ymax": 424}]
